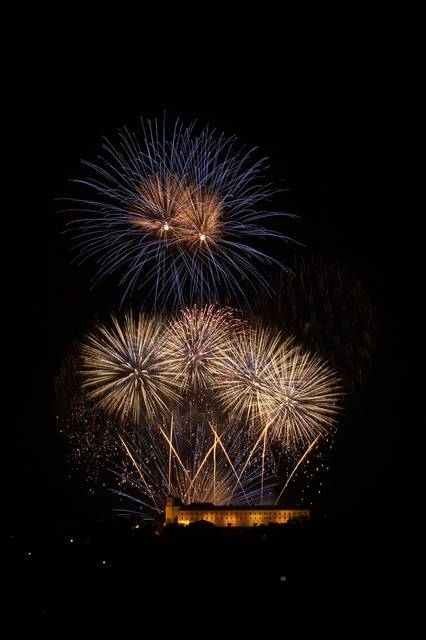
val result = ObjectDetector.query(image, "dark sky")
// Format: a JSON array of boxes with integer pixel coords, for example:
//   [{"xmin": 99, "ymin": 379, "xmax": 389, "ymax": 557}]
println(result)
[{"xmin": 11, "ymin": 39, "xmax": 402, "ymax": 534}]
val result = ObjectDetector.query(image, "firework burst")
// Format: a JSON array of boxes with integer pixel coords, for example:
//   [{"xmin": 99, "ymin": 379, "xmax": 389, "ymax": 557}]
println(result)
[
  {"xmin": 66, "ymin": 117, "xmax": 297, "ymax": 306},
  {"xmin": 58, "ymin": 307, "xmax": 342, "ymax": 514},
  {"xmin": 214, "ymin": 325, "xmax": 294, "ymax": 425},
  {"xmin": 163, "ymin": 305, "xmax": 243, "ymax": 394},
  {"xmin": 263, "ymin": 346, "xmax": 342, "ymax": 450},
  {"xmin": 215, "ymin": 325, "xmax": 342, "ymax": 451},
  {"xmin": 80, "ymin": 312, "xmax": 180, "ymax": 423}
]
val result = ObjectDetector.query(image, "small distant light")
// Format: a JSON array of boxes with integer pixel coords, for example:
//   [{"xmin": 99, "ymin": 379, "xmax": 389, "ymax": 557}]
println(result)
[
  {"xmin": 69, "ymin": 538, "xmax": 74, "ymax": 544},
  {"xmin": 200, "ymin": 234, "xmax": 206, "ymax": 241},
  {"xmin": 164, "ymin": 223, "xmax": 170, "ymax": 231},
  {"xmin": 101, "ymin": 560, "xmax": 107, "ymax": 566},
  {"xmin": 280, "ymin": 575, "xmax": 287, "ymax": 582},
  {"xmin": 133, "ymin": 524, "xmax": 140, "ymax": 530},
  {"xmin": 28, "ymin": 552, "xmax": 32, "ymax": 557}
]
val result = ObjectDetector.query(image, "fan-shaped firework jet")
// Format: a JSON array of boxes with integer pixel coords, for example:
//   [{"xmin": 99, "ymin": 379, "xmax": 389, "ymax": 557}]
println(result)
[
  {"xmin": 81, "ymin": 312, "xmax": 181, "ymax": 423},
  {"xmin": 66, "ymin": 117, "xmax": 296, "ymax": 306},
  {"xmin": 112, "ymin": 406, "xmax": 277, "ymax": 520}
]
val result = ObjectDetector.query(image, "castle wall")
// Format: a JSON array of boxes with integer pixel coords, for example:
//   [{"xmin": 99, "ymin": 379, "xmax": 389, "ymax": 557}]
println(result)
[{"xmin": 175, "ymin": 508, "xmax": 310, "ymax": 526}]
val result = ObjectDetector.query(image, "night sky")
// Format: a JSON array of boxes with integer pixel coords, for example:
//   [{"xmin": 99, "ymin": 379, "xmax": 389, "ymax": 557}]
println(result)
[
  {"xmin": 7, "ymin": 33, "xmax": 405, "ymax": 618},
  {"xmin": 23, "ymin": 56, "xmax": 400, "ymax": 517}
]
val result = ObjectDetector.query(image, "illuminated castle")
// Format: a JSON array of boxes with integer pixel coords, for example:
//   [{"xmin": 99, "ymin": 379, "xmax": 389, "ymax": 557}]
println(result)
[{"xmin": 165, "ymin": 496, "xmax": 310, "ymax": 527}]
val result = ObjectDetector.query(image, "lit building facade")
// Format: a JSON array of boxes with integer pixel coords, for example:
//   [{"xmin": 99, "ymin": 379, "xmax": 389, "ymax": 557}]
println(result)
[{"xmin": 165, "ymin": 496, "xmax": 310, "ymax": 527}]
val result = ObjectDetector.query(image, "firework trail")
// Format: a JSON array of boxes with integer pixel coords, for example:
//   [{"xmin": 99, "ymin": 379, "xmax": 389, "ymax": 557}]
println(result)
[
  {"xmin": 251, "ymin": 255, "xmax": 377, "ymax": 392},
  {"xmin": 66, "ymin": 117, "xmax": 297, "ymax": 307},
  {"xmin": 274, "ymin": 435, "xmax": 321, "ymax": 504},
  {"xmin": 55, "ymin": 347, "xmax": 122, "ymax": 484}
]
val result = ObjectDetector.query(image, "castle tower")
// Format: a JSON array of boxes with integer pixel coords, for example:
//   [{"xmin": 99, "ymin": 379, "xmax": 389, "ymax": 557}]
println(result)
[{"xmin": 165, "ymin": 496, "xmax": 180, "ymax": 524}]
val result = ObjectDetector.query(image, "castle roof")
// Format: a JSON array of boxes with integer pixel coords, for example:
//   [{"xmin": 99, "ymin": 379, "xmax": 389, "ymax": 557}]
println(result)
[{"xmin": 178, "ymin": 503, "xmax": 307, "ymax": 511}]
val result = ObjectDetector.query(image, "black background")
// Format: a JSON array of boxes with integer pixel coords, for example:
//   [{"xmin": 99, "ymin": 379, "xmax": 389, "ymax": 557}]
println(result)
[{"xmin": 6, "ymin": 23, "xmax": 407, "ymax": 618}]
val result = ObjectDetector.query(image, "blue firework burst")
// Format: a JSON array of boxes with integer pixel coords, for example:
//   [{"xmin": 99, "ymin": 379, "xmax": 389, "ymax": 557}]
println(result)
[{"xmin": 66, "ymin": 117, "xmax": 297, "ymax": 307}]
